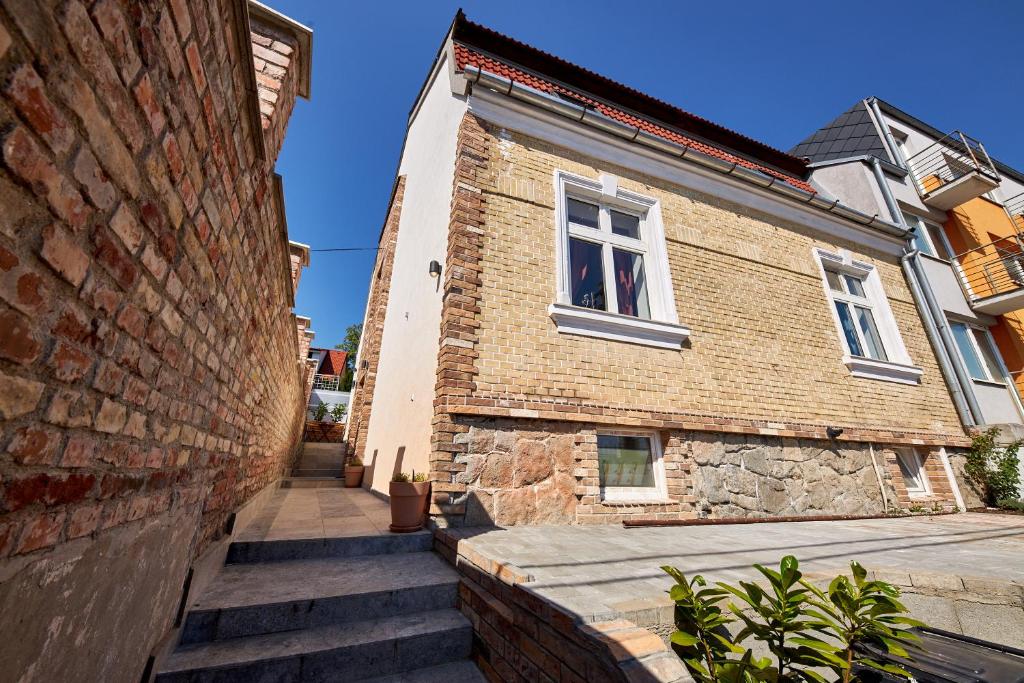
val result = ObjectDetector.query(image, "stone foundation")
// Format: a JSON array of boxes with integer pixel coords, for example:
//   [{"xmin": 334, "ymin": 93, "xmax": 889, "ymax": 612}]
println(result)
[{"xmin": 450, "ymin": 418, "xmax": 962, "ymax": 526}]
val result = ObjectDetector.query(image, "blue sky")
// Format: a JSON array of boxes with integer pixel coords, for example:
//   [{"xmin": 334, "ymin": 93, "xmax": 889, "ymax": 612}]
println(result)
[{"xmin": 272, "ymin": 0, "xmax": 1024, "ymax": 349}]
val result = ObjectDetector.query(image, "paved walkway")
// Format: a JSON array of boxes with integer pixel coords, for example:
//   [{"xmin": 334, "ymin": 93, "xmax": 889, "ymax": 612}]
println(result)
[
  {"xmin": 236, "ymin": 486, "xmax": 394, "ymax": 542},
  {"xmin": 457, "ymin": 513, "xmax": 1024, "ymax": 624}
]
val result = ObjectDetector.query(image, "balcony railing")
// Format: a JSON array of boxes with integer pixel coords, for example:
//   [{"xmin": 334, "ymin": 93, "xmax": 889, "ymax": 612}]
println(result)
[
  {"xmin": 312, "ymin": 374, "xmax": 340, "ymax": 391},
  {"xmin": 952, "ymin": 233, "xmax": 1024, "ymax": 315},
  {"xmin": 1007, "ymin": 192, "xmax": 1024, "ymax": 230},
  {"xmin": 905, "ymin": 131, "xmax": 1000, "ymax": 210}
]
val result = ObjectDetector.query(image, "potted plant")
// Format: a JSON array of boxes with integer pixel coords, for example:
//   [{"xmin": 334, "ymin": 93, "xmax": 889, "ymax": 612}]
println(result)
[
  {"xmin": 344, "ymin": 456, "xmax": 364, "ymax": 488},
  {"xmin": 330, "ymin": 402, "xmax": 347, "ymax": 425},
  {"xmin": 388, "ymin": 471, "xmax": 430, "ymax": 533}
]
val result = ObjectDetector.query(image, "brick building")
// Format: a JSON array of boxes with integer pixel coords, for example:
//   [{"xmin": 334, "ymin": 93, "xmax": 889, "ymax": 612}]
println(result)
[
  {"xmin": 0, "ymin": 1, "xmax": 312, "ymax": 680},
  {"xmin": 347, "ymin": 12, "xmax": 979, "ymax": 527}
]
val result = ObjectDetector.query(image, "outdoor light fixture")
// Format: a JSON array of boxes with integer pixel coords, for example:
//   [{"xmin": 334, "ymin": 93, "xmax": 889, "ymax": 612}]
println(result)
[
  {"xmin": 429, "ymin": 260, "xmax": 442, "ymax": 278},
  {"xmin": 826, "ymin": 426, "xmax": 843, "ymax": 439}
]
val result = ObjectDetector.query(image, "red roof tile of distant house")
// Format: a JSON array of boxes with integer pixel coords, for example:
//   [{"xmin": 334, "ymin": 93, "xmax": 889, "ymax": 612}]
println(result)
[
  {"xmin": 451, "ymin": 12, "xmax": 815, "ymax": 194},
  {"xmin": 318, "ymin": 350, "xmax": 348, "ymax": 376}
]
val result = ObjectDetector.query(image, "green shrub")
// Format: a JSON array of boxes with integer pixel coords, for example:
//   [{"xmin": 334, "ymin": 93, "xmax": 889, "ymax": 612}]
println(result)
[
  {"xmin": 997, "ymin": 498, "xmax": 1024, "ymax": 512},
  {"xmin": 965, "ymin": 427, "xmax": 1022, "ymax": 506},
  {"xmin": 329, "ymin": 403, "xmax": 347, "ymax": 423},
  {"xmin": 662, "ymin": 556, "xmax": 922, "ymax": 683},
  {"xmin": 310, "ymin": 402, "xmax": 329, "ymax": 423}
]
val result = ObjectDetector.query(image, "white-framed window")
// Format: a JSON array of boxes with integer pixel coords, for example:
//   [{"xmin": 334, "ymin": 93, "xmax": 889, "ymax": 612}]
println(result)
[
  {"xmin": 949, "ymin": 320, "xmax": 1004, "ymax": 384},
  {"xmin": 895, "ymin": 448, "xmax": 930, "ymax": 496},
  {"xmin": 597, "ymin": 431, "xmax": 668, "ymax": 502},
  {"xmin": 549, "ymin": 171, "xmax": 689, "ymax": 349},
  {"xmin": 815, "ymin": 248, "xmax": 922, "ymax": 384},
  {"xmin": 903, "ymin": 212, "xmax": 951, "ymax": 261}
]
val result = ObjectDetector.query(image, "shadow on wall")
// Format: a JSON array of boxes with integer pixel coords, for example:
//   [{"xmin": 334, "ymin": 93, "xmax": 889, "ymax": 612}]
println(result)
[{"xmin": 392, "ymin": 446, "xmax": 406, "ymax": 480}]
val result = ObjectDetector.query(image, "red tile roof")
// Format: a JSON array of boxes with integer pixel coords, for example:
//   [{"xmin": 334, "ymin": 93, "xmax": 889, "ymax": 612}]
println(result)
[
  {"xmin": 318, "ymin": 350, "xmax": 348, "ymax": 376},
  {"xmin": 451, "ymin": 13, "xmax": 815, "ymax": 194}
]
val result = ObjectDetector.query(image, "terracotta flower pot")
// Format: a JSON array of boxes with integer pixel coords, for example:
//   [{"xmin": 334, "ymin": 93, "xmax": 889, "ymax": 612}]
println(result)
[
  {"xmin": 343, "ymin": 465, "xmax": 364, "ymax": 488},
  {"xmin": 388, "ymin": 481, "xmax": 430, "ymax": 533}
]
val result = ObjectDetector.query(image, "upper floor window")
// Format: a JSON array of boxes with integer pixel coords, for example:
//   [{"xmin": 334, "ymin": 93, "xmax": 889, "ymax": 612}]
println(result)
[
  {"xmin": 949, "ymin": 321, "xmax": 1004, "ymax": 383},
  {"xmin": 815, "ymin": 249, "xmax": 922, "ymax": 384},
  {"xmin": 903, "ymin": 212, "xmax": 951, "ymax": 260},
  {"xmin": 549, "ymin": 171, "xmax": 689, "ymax": 349}
]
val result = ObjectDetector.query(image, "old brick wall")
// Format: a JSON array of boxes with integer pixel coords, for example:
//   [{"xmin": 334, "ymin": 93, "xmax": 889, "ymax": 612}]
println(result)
[{"xmin": 0, "ymin": 0, "xmax": 308, "ymax": 680}]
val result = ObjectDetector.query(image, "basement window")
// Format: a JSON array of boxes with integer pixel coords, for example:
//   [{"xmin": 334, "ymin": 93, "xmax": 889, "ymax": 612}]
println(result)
[
  {"xmin": 550, "ymin": 171, "xmax": 689, "ymax": 349},
  {"xmin": 597, "ymin": 432, "xmax": 668, "ymax": 502},
  {"xmin": 895, "ymin": 448, "xmax": 930, "ymax": 496},
  {"xmin": 815, "ymin": 249, "xmax": 922, "ymax": 384}
]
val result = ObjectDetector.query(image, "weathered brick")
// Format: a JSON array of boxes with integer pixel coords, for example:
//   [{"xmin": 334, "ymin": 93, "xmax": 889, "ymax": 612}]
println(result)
[
  {"xmin": 45, "ymin": 388, "xmax": 95, "ymax": 429},
  {"xmin": 91, "ymin": 0, "xmax": 142, "ymax": 85},
  {"xmin": 17, "ymin": 512, "xmax": 66, "ymax": 554},
  {"xmin": 4, "ymin": 65, "xmax": 75, "ymax": 156},
  {"xmin": 73, "ymin": 147, "xmax": 117, "ymax": 211},
  {"xmin": 47, "ymin": 341, "xmax": 92, "ymax": 382},
  {"xmin": 40, "ymin": 223, "xmax": 89, "ymax": 287},
  {"xmin": 132, "ymin": 73, "xmax": 166, "ymax": 137},
  {"xmin": 0, "ymin": 308, "xmax": 42, "ymax": 365},
  {"xmin": 7, "ymin": 427, "xmax": 61, "ymax": 466},
  {"xmin": 61, "ymin": 436, "xmax": 97, "ymax": 468},
  {"xmin": 94, "ymin": 397, "xmax": 128, "ymax": 433},
  {"xmin": 0, "ymin": 370, "xmax": 45, "ymax": 418},
  {"xmin": 67, "ymin": 504, "xmax": 101, "ymax": 538},
  {"xmin": 0, "ymin": 20, "xmax": 10, "ymax": 59},
  {"xmin": 2, "ymin": 127, "xmax": 91, "ymax": 230}
]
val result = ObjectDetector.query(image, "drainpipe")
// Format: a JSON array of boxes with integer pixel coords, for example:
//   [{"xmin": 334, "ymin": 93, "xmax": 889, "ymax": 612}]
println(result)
[
  {"xmin": 868, "ymin": 158, "xmax": 981, "ymax": 426},
  {"xmin": 866, "ymin": 97, "xmax": 905, "ymax": 169}
]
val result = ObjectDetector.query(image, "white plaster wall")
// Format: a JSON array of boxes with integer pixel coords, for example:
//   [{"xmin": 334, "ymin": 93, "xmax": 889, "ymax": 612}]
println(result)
[
  {"xmin": 361, "ymin": 54, "xmax": 467, "ymax": 493},
  {"xmin": 807, "ymin": 162, "xmax": 887, "ymax": 218},
  {"xmin": 974, "ymin": 381, "xmax": 1022, "ymax": 426}
]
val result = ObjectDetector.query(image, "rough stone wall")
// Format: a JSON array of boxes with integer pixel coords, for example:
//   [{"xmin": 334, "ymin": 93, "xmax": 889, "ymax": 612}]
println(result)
[
  {"xmin": 0, "ymin": 1, "xmax": 306, "ymax": 680},
  {"xmin": 347, "ymin": 176, "xmax": 405, "ymax": 462}
]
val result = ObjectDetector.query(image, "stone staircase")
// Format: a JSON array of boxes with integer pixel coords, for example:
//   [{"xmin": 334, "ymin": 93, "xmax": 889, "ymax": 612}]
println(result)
[
  {"xmin": 155, "ymin": 526, "xmax": 482, "ymax": 681},
  {"xmin": 292, "ymin": 442, "xmax": 346, "ymax": 478}
]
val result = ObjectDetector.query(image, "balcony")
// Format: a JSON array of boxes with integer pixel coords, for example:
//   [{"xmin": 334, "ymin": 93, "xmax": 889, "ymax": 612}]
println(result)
[
  {"xmin": 312, "ymin": 374, "xmax": 341, "ymax": 391},
  {"xmin": 905, "ymin": 131, "xmax": 1000, "ymax": 210},
  {"xmin": 1007, "ymin": 192, "xmax": 1024, "ymax": 231},
  {"xmin": 952, "ymin": 233, "xmax": 1024, "ymax": 315}
]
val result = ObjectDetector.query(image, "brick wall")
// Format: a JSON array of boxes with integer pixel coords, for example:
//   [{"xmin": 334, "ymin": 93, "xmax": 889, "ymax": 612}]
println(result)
[
  {"xmin": 0, "ymin": 1, "xmax": 309, "ymax": 680},
  {"xmin": 347, "ymin": 176, "xmax": 406, "ymax": 462}
]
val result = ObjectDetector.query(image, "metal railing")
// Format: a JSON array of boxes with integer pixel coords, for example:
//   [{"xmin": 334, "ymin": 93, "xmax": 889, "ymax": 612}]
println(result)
[
  {"xmin": 905, "ymin": 131, "xmax": 999, "ymax": 196},
  {"xmin": 952, "ymin": 233, "xmax": 1024, "ymax": 302},
  {"xmin": 1007, "ymin": 192, "xmax": 1024, "ymax": 227},
  {"xmin": 312, "ymin": 374, "xmax": 341, "ymax": 391}
]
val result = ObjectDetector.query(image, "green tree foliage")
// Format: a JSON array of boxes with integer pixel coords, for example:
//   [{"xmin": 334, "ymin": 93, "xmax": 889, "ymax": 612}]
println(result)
[
  {"xmin": 335, "ymin": 323, "xmax": 361, "ymax": 391},
  {"xmin": 965, "ymin": 427, "xmax": 1022, "ymax": 506}
]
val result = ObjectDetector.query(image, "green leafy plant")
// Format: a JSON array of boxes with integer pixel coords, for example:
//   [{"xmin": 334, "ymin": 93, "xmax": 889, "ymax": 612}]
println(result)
[
  {"xmin": 329, "ymin": 402, "xmax": 347, "ymax": 423},
  {"xmin": 965, "ymin": 427, "xmax": 1022, "ymax": 506},
  {"xmin": 997, "ymin": 497, "xmax": 1024, "ymax": 512},
  {"xmin": 662, "ymin": 557, "xmax": 923, "ymax": 683},
  {"xmin": 391, "ymin": 472, "xmax": 410, "ymax": 483},
  {"xmin": 310, "ymin": 402, "xmax": 329, "ymax": 423},
  {"xmin": 411, "ymin": 471, "xmax": 427, "ymax": 482},
  {"xmin": 348, "ymin": 456, "xmax": 362, "ymax": 467}
]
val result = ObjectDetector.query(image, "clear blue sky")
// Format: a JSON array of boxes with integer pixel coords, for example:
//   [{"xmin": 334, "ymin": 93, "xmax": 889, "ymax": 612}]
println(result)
[{"xmin": 273, "ymin": 0, "xmax": 1024, "ymax": 349}]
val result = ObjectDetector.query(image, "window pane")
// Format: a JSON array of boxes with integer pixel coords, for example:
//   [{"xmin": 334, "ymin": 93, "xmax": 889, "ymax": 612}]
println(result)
[
  {"xmin": 972, "ymin": 329, "xmax": 1003, "ymax": 382},
  {"xmin": 598, "ymin": 435, "xmax": 655, "ymax": 488},
  {"xmin": 567, "ymin": 198, "xmax": 599, "ymax": 229},
  {"xmin": 610, "ymin": 210, "xmax": 640, "ymax": 239},
  {"xmin": 612, "ymin": 249, "xmax": 650, "ymax": 319},
  {"xmin": 909, "ymin": 226, "xmax": 934, "ymax": 257},
  {"xmin": 896, "ymin": 451, "xmax": 925, "ymax": 492},
  {"xmin": 843, "ymin": 274, "xmax": 866, "ymax": 298},
  {"xmin": 569, "ymin": 238, "xmax": 606, "ymax": 311},
  {"xmin": 824, "ymin": 269, "xmax": 845, "ymax": 293},
  {"xmin": 855, "ymin": 306, "xmax": 888, "ymax": 361},
  {"xmin": 951, "ymin": 322, "xmax": 987, "ymax": 380},
  {"xmin": 926, "ymin": 223, "xmax": 950, "ymax": 259},
  {"xmin": 835, "ymin": 302, "xmax": 864, "ymax": 357}
]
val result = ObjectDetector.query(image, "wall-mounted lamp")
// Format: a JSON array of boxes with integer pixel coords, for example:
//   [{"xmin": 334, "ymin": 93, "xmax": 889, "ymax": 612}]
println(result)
[
  {"xmin": 428, "ymin": 260, "xmax": 442, "ymax": 278},
  {"xmin": 826, "ymin": 426, "xmax": 844, "ymax": 440}
]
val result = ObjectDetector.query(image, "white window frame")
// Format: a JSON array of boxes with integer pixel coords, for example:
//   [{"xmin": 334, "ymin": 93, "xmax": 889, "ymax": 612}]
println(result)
[
  {"xmin": 549, "ymin": 170, "xmax": 689, "ymax": 349},
  {"xmin": 895, "ymin": 448, "xmax": 930, "ymax": 497},
  {"xmin": 597, "ymin": 430, "xmax": 669, "ymax": 503},
  {"xmin": 814, "ymin": 248, "xmax": 923, "ymax": 385},
  {"xmin": 903, "ymin": 212, "xmax": 953, "ymax": 262},
  {"xmin": 948, "ymin": 319, "xmax": 1005, "ymax": 385}
]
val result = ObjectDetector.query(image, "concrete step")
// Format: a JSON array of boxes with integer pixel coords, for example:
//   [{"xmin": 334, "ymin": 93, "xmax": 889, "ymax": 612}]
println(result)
[
  {"xmin": 291, "ymin": 468, "xmax": 343, "ymax": 478},
  {"xmin": 226, "ymin": 530, "xmax": 433, "ymax": 564},
  {"xmin": 156, "ymin": 609, "xmax": 472, "ymax": 682},
  {"xmin": 359, "ymin": 661, "xmax": 486, "ymax": 682},
  {"xmin": 281, "ymin": 477, "xmax": 345, "ymax": 489},
  {"xmin": 180, "ymin": 552, "xmax": 459, "ymax": 644}
]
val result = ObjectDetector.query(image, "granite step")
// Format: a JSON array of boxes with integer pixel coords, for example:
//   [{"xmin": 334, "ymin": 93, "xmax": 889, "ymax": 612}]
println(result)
[
  {"xmin": 281, "ymin": 477, "xmax": 346, "ymax": 489},
  {"xmin": 226, "ymin": 530, "xmax": 433, "ymax": 564},
  {"xmin": 180, "ymin": 552, "xmax": 459, "ymax": 644},
  {"xmin": 156, "ymin": 609, "xmax": 472, "ymax": 682},
  {"xmin": 291, "ymin": 468, "xmax": 344, "ymax": 478},
  {"xmin": 358, "ymin": 660, "xmax": 487, "ymax": 682}
]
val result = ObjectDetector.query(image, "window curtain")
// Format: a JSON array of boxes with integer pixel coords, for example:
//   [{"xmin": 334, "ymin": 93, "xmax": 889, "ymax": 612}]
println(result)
[{"xmin": 614, "ymin": 249, "xmax": 636, "ymax": 316}]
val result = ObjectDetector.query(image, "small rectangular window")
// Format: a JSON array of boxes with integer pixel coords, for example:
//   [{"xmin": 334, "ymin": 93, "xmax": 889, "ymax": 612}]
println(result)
[
  {"xmin": 895, "ymin": 449, "xmax": 928, "ymax": 495},
  {"xmin": 569, "ymin": 238, "xmax": 605, "ymax": 310},
  {"xmin": 597, "ymin": 433, "xmax": 665, "ymax": 501},
  {"xmin": 610, "ymin": 209, "xmax": 640, "ymax": 239},
  {"xmin": 973, "ymin": 328, "xmax": 1003, "ymax": 381},
  {"xmin": 825, "ymin": 267, "xmax": 887, "ymax": 361},
  {"xmin": 567, "ymin": 197, "xmax": 600, "ymax": 230}
]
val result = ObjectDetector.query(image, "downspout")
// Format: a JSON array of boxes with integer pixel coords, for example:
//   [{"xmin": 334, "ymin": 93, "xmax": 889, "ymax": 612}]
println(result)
[
  {"xmin": 868, "ymin": 158, "xmax": 980, "ymax": 426},
  {"xmin": 866, "ymin": 97, "xmax": 904, "ymax": 169}
]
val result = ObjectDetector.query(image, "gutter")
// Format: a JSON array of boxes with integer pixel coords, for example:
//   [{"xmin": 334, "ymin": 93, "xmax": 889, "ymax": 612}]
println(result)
[
  {"xmin": 866, "ymin": 97, "xmax": 905, "ymax": 170},
  {"xmin": 463, "ymin": 65, "xmax": 908, "ymax": 239}
]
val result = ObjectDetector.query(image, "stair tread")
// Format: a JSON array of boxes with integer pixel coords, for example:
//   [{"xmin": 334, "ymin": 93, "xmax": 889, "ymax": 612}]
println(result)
[
  {"xmin": 358, "ymin": 660, "xmax": 486, "ymax": 682},
  {"xmin": 191, "ymin": 552, "xmax": 458, "ymax": 611},
  {"xmin": 160, "ymin": 609, "xmax": 470, "ymax": 674}
]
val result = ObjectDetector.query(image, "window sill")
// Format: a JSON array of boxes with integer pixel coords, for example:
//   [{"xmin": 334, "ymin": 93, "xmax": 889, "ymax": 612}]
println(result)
[
  {"xmin": 549, "ymin": 303, "xmax": 690, "ymax": 349},
  {"xmin": 843, "ymin": 355, "xmax": 923, "ymax": 385},
  {"xmin": 600, "ymin": 497, "xmax": 676, "ymax": 506},
  {"xmin": 971, "ymin": 378, "xmax": 1007, "ymax": 388}
]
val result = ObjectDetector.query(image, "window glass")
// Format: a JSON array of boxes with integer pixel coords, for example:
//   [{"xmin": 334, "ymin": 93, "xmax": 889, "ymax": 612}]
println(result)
[
  {"xmin": 598, "ymin": 434, "xmax": 655, "ymax": 488},
  {"xmin": 925, "ymin": 223, "xmax": 950, "ymax": 260},
  {"xmin": 569, "ymin": 238, "xmax": 605, "ymax": 311},
  {"xmin": 610, "ymin": 210, "xmax": 641, "ymax": 239},
  {"xmin": 856, "ymin": 306, "xmax": 888, "ymax": 361},
  {"xmin": 825, "ymin": 269, "xmax": 845, "ymax": 293},
  {"xmin": 951, "ymin": 321, "xmax": 988, "ymax": 380},
  {"xmin": 834, "ymin": 302, "xmax": 864, "ymax": 357},
  {"xmin": 896, "ymin": 450, "xmax": 926, "ymax": 493},
  {"xmin": 844, "ymin": 274, "xmax": 866, "ymax": 298},
  {"xmin": 567, "ymin": 198, "xmax": 599, "ymax": 230},
  {"xmin": 612, "ymin": 249, "xmax": 650, "ymax": 319},
  {"xmin": 972, "ymin": 328, "xmax": 1003, "ymax": 382}
]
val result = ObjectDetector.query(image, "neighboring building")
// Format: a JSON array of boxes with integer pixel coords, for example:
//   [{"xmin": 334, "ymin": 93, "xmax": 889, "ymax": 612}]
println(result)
[
  {"xmin": 794, "ymin": 98, "xmax": 1024, "ymax": 496},
  {"xmin": 307, "ymin": 346, "xmax": 350, "ymax": 421},
  {"xmin": 347, "ymin": 12, "xmax": 976, "ymax": 527}
]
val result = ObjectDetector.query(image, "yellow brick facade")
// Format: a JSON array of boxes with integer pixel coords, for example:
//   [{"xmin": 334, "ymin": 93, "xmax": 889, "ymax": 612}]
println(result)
[{"xmin": 466, "ymin": 120, "xmax": 965, "ymax": 439}]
